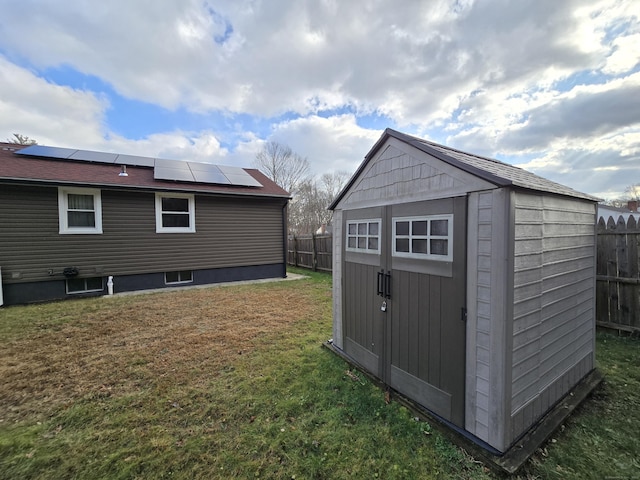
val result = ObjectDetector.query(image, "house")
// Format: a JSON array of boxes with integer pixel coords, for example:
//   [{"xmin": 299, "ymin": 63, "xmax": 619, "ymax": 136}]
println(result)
[
  {"xmin": 0, "ymin": 143, "xmax": 289, "ymax": 306},
  {"xmin": 597, "ymin": 201, "xmax": 640, "ymax": 226},
  {"xmin": 329, "ymin": 128, "xmax": 600, "ymax": 456}
]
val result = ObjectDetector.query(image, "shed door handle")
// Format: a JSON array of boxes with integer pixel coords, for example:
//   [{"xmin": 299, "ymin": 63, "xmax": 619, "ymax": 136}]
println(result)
[
  {"xmin": 377, "ymin": 270, "xmax": 384, "ymax": 297},
  {"xmin": 384, "ymin": 271, "xmax": 391, "ymax": 299}
]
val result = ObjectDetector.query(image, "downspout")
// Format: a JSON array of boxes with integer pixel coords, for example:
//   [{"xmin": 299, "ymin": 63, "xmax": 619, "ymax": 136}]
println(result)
[{"xmin": 282, "ymin": 201, "xmax": 288, "ymax": 278}]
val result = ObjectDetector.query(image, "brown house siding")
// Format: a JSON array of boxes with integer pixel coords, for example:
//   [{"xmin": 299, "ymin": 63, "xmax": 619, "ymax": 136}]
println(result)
[{"xmin": 0, "ymin": 184, "xmax": 286, "ymax": 286}]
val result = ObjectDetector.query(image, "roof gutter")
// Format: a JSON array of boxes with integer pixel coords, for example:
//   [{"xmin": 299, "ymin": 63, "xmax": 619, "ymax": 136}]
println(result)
[{"xmin": 0, "ymin": 177, "xmax": 292, "ymax": 200}]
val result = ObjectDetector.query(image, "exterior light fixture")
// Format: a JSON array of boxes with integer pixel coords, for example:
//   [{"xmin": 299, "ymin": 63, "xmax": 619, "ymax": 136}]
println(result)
[{"xmin": 119, "ymin": 165, "xmax": 129, "ymax": 177}]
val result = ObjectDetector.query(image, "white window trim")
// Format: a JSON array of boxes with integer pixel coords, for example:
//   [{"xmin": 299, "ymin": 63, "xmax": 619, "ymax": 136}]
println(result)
[
  {"xmin": 345, "ymin": 218, "xmax": 381, "ymax": 254},
  {"xmin": 392, "ymin": 214, "xmax": 453, "ymax": 262},
  {"xmin": 58, "ymin": 187, "xmax": 103, "ymax": 234},
  {"xmin": 155, "ymin": 193, "xmax": 196, "ymax": 233}
]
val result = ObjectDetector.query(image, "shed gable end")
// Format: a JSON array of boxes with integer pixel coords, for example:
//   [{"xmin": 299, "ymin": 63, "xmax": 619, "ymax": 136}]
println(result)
[{"xmin": 337, "ymin": 141, "xmax": 495, "ymax": 209}]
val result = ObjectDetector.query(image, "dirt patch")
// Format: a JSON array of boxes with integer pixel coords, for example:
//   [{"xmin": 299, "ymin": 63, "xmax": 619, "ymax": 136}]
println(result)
[{"xmin": 0, "ymin": 283, "xmax": 315, "ymax": 423}]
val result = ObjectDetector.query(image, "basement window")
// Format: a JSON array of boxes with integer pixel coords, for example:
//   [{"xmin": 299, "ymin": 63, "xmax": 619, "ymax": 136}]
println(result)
[
  {"xmin": 393, "ymin": 214, "xmax": 453, "ymax": 261},
  {"xmin": 66, "ymin": 277, "xmax": 104, "ymax": 294},
  {"xmin": 58, "ymin": 187, "xmax": 103, "ymax": 234},
  {"xmin": 165, "ymin": 270, "xmax": 193, "ymax": 285},
  {"xmin": 346, "ymin": 219, "xmax": 381, "ymax": 254},
  {"xmin": 155, "ymin": 193, "xmax": 196, "ymax": 233}
]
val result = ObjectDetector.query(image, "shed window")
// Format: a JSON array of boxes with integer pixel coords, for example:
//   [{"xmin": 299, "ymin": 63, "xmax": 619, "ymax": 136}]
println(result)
[
  {"xmin": 58, "ymin": 187, "xmax": 103, "ymax": 234},
  {"xmin": 67, "ymin": 277, "xmax": 103, "ymax": 294},
  {"xmin": 346, "ymin": 219, "xmax": 381, "ymax": 254},
  {"xmin": 155, "ymin": 193, "xmax": 195, "ymax": 233},
  {"xmin": 165, "ymin": 270, "xmax": 193, "ymax": 284},
  {"xmin": 393, "ymin": 215, "xmax": 453, "ymax": 261}
]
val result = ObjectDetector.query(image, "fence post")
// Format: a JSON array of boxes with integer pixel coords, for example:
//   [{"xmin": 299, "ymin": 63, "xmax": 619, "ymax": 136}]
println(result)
[
  {"xmin": 312, "ymin": 233, "xmax": 318, "ymax": 271},
  {"xmin": 294, "ymin": 235, "xmax": 299, "ymax": 267}
]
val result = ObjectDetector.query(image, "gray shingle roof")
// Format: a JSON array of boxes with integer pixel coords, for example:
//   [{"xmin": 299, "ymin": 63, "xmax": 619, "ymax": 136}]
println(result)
[{"xmin": 388, "ymin": 129, "xmax": 599, "ymax": 201}]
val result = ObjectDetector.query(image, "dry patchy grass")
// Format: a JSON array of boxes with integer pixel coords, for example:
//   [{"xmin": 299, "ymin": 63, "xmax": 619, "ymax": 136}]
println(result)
[{"xmin": 1, "ymin": 281, "xmax": 316, "ymax": 425}]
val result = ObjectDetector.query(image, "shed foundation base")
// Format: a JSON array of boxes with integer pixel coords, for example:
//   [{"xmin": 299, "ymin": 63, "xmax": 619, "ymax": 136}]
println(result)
[{"xmin": 323, "ymin": 340, "xmax": 604, "ymax": 475}]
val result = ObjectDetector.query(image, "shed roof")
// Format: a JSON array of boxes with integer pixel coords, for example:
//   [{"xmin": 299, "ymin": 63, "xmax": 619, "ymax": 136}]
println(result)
[
  {"xmin": 0, "ymin": 143, "xmax": 289, "ymax": 198},
  {"xmin": 330, "ymin": 129, "xmax": 598, "ymax": 209}
]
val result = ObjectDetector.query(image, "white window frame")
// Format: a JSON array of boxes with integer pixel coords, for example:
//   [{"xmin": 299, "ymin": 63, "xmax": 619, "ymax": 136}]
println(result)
[
  {"xmin": 164, "ymin": 270, "xmax": 194, "ymax": 285},
  {"xmin": 392, "ymin": 214, "xmax": 453, "ymax": 261},
  {"xmin": 345, "ymin": 219, "xmax": 381, "ymax": 254},
  {"xmin": 155, "ymin": 193, "xmax": 196, "ymax": 233},
  {"xmin": 58, "ymin": 187, "xmax": 103, "ymax": 234},
  {"xmin": 66, "ymin": 277, "xmax": 104, "ymax": 294}
]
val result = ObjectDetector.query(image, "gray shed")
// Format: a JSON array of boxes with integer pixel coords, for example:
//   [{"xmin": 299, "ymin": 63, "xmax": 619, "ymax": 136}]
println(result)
[{"xmin": 329, "ymin": 129, "xmax": 599, "ymax": 454}]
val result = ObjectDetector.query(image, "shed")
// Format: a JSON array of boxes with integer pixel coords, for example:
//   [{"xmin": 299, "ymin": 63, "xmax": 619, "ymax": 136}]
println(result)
[{"xmin": 329, "ymin": 129, "xmax": 599, "ymax": 455}]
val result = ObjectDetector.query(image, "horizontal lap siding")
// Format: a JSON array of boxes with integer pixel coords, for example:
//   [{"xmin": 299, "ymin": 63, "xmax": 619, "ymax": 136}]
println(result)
[
  {"xmin": 511, "ymin": 193, "xmax": 595, "ymax": 418},
  {"xmin": 0, "ymin": 185, "xmax": 285, "ymax": 283}
]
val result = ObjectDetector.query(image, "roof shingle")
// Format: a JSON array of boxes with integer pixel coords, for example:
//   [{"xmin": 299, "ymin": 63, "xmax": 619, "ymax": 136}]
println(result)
[{"xmin": 0, "ymin": 143, "xmax": 289, "ymax": 198}]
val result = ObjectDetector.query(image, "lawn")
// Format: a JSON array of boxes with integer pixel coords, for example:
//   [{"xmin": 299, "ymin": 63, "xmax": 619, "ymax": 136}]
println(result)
[{"xmin": 0, "ymin": 268, "xmax": 638, "ymax": 479}]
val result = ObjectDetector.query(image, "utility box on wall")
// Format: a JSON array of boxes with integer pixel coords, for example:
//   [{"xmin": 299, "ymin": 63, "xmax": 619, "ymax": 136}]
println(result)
[{"xmin": 329, "ymin": 129, "xmax": 599, "ymax": 454}]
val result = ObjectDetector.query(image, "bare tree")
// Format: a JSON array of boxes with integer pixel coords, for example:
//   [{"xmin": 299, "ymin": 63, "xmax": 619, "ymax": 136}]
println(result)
[
  {"xmin": 254, "ymin": 141, "xmax": 353, "ymax": 234},
  {"xmin": 320, "ymin": 170, "xmax": 351, "ymax": 202},
  {"xmin": 6, "ymin": 133, "xmax": 37, "ymax": 145},
  {"xmin": 288, "ymin": 172, "xmax": 350, "ymax": 235},
  {"xmin": 625, "ymin": 183, "xmax": 640, "ymax": 201},
  {"xmin": 254, "ymin": 141, "xmax": 310, "ymax": 194}
]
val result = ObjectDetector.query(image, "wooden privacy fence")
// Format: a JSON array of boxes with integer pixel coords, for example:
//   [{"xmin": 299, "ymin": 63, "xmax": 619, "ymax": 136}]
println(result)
[
  {"xmin": 597, "ymin": 216, "xmax": 640, "ymax": 333},
  {"xmin": 287, "ymin": 234, "xmax": 332, "ymax": 272}
]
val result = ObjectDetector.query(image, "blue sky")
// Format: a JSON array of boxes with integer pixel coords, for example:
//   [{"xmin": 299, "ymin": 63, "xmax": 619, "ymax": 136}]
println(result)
[{"xmin": 0, "ymin": 0, "xmax": 639, "ymax": 200}]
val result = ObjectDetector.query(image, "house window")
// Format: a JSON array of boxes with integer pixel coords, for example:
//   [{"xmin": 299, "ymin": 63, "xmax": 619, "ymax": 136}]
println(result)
[
  {"xmin": 346, "ymin": 219, "xmax": 381, "ymax": 254},
  {"xmin": 58, "ymin": 187, "xmax": 103, "ymax": 234},
  {"xmin": 66, "ymin": 277, "xmax": 103, "ymax": 294},
  {"xmin": 155, "ymin": 193, "xmax": 195, "ymax": 233},
  {"xmin": 165, "ymin": 270, "xmax": 193, "ymax": 285},
  {"xmin": 393, "ymin": 214, "xmax": 453, "ymax": 261}
]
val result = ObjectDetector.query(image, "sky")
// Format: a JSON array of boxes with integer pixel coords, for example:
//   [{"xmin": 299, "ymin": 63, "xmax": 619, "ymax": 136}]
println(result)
[{"xmin": 0, "ymin": 0, "xmax": 639, "ymax": 200}]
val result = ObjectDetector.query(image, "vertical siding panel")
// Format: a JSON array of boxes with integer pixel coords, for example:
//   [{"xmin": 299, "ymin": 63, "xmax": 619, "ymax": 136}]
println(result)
[
  {"xmin": 418, "ymin": 274, "xmax": 431, "ymax": 382},
  {"xmin": 408, "ymin": 272, "xmax": 420, "ymax": 377},
  {"xmin": 332, "ymin": 211, "xmax": 343, "ymax": 349},
  {"xmin": 428, "ymin": 276, "xmax": 441, "ymax": 386}
]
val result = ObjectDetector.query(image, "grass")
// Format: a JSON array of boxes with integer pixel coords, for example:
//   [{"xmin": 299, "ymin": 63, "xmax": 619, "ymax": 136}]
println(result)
[
  {"xmin": 0, "ymin": 268, "xmax": 638, "ymax": 479},
  {"xmin": 519, "ymin": 331, "xmax": 640, "ymax": 480}
]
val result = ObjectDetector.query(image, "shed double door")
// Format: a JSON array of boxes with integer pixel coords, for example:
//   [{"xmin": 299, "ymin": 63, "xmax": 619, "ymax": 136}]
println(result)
[{"xmin": 342, "ymin": 197, "xmax": 466, "ymax": 427}]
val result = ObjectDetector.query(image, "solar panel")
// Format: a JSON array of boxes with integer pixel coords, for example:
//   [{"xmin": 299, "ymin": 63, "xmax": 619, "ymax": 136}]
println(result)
[
  {"xmin": 115, "ymin": 154, "xmax": 156, "ymax": 167},
  {"xmin": 224, "ymin": 173, "xmax": 263, "ymax": 187},
  {"xmin": 69, "ymin": 149, "xmax": 118, "ymax": 163},
  {"xmin": 154, "ymin": 166, "xmax": 196, "ymax": 182},
  {"xmin": 192, "ymin": 169, "xmax": 231, "ymax": 184},
  {"xmin": 187, "ymin": 162, "xmax": 221, "ymax": 173},
  {"xmin": 16, "ymin": 145, "xmax": 76, "ymax": 159},
  {"xmin": 218, "ymin": 165, "xmax": 263, "ymax": 187},
  {"xmin": 15, "ymin": 144, "xmax": 262, "ymax": 188}
]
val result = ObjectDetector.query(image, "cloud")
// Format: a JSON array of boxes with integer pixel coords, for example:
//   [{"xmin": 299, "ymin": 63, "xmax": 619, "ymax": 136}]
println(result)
[
  {"xmin": 0, "ymin": 55, "xmax": 108, "ymax": 146},
  {"xmin": 0, "ymin": 0, "xmax": 624, "ymax": 123},
  {"xmin": 234, "ymin": 114, "xmax": 382, "ymax": 176}
]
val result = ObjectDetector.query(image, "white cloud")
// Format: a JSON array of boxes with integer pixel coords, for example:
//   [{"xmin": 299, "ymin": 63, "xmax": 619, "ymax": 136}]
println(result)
[
  {"xmin": 603, "ymin": 33, "xmax": 640, "ymax": 74},
  {"xmin": 0, "ymin": 56, "xmax": 108, "ymax": 146},
  {"xmin": 236, "ymin": 114, "xmax": 382, "ymax": 176}
]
